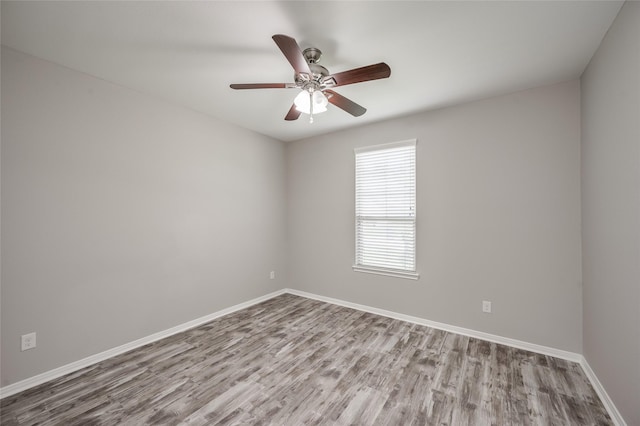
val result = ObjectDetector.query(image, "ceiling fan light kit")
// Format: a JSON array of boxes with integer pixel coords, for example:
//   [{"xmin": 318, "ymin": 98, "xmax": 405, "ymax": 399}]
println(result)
[
  {"xmin": 294, "ymin": 90, "xmax": 328, "ymax": 122},
  {"xmin": 230, "ymin": 34, "xmax": 391, "ymax": 123}
]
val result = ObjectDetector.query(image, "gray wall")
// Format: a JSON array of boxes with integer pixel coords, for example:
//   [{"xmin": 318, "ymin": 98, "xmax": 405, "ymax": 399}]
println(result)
[
  {"xmin": 1, "ymin": 47, "xmax": 286, "ymax": 386},
  {"xmin": 581, "ymin": 2, "xmax": 640, "ymax": 425},
  {"xmin": 286, "ymin": 81, "xmax": 583, "ymax": 353}
]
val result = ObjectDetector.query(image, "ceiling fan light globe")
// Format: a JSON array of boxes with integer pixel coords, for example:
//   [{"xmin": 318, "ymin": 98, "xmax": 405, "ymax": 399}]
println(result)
[
  {"xmin": 294, "ymin": 90, "xmax": 328, "ymax": 114},
  {"xmin": 313, "ymin": 90, "xmax": 329, "ymax": 111},
  {"xmin": 294, "ymin": 90, "xmax": 310, "ymax": 113}
]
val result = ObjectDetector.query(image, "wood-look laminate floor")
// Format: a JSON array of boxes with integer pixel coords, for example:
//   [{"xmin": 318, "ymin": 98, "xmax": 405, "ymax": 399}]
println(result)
[{"xmin": 1, "ymin": 294, "xmax": 612, "ymax": 425}]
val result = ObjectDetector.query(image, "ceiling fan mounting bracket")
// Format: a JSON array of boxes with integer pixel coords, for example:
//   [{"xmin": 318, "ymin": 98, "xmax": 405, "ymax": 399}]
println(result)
[{"xmin": 302, "ymin": 47, "xmax": 322, "ymax": 64}]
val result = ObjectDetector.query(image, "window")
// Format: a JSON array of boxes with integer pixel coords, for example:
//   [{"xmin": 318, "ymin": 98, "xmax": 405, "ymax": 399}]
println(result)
[{"xmin": 354, "ymin": 139, "xmax": 418, "ymax": 279}]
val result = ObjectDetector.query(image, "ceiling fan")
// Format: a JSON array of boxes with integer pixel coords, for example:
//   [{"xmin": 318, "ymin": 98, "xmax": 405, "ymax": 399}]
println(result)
[{"xmin": 230, "ymin": 34, "xmax": 391, "ymax": 123}]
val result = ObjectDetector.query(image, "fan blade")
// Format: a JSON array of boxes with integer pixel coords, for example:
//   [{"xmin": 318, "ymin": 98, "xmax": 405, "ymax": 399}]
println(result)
[
  {"xmin": 230, "ymin": 83, "xmax": 295, "ymax": 89},
  {"xmin": 284, "ymin": 104, "xmax": 301, "ymax": 121},
  {"xmin": 272, "ymin": 34, "xmax": 311, "ymax": 75},
  {"xmin": 324, "ymin": 90, "xmax": 366, "ymax": 117},
  {"xmin": 326, "ymin": 62, "xmax": 391, "ymax": 87}
]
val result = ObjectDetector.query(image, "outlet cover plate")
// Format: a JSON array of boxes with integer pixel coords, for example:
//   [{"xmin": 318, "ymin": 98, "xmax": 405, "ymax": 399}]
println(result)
[
  {"xmin": 21, "ymin": 332, "xmax": 37, "ymax": 351},
  {"xmin": 482, "ymin": 301, "xmax": 492, "ymax": 313}
]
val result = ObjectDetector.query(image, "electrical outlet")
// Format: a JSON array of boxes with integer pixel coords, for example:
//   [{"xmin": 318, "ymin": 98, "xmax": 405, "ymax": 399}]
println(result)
[
  {"xmin": 482, "ymin": 301, "xmax": 492, "ymax": 313},
  {"xmin": 21, "ymin": 332, "xmax": 37, "ymax": 351},
  {"xmin": 270, "ymin": 271, "xmax": 275, "ymax": 280}
]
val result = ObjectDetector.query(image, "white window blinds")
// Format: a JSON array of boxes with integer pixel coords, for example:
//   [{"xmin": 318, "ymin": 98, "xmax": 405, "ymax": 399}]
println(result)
[{"xmin": 354, "ymin": 140, "xmax": 417, "ymax": 278}]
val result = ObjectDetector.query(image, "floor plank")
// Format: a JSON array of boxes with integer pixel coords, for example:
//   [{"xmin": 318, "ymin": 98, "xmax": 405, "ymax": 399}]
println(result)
[{"xmin": 1, "ymin": 294, "xmax": 613, "ymax": 425}]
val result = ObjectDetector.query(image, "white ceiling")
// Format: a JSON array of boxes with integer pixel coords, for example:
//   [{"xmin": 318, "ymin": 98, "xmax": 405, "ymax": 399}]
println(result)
[{"xmin": 1, "ymin": 1, "xmax": 623, "ymax": 142}]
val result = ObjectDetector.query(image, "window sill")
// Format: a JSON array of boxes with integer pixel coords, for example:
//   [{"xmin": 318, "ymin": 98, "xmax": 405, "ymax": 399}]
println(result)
[{"xmin": 352, "ymin": 265, "xmax": 419, "ymax": 280}]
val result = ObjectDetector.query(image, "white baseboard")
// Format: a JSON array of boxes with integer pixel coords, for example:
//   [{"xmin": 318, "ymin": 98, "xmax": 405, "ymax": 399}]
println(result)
[
  {"xmin": 0, "ymin": 289, "xmax": 287, "ymax": 399},
  {"xmin": 284, "ymin": 288, "xmax": 582, "ymax": 362},
  {"xmin": 579, "ymin": 357, "xmax": 627, "ymax": 426},
  {"xmin": 1, "ymin": 287, "xmax": 626, "ymax": 426}
]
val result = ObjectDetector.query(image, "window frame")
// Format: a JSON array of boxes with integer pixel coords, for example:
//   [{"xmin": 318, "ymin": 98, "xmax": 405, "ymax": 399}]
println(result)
[{"xmin": 353, "ymin": 139, "xmax": 419, "ymax": 280}]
